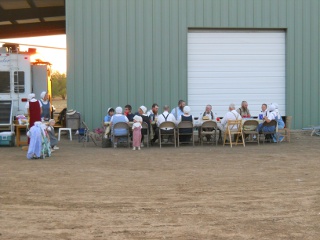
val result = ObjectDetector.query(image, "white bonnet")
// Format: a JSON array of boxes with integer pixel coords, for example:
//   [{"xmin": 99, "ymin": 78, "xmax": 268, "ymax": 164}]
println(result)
[
  {"xmin": 28, "ymin": 93, "xmax": 35, "ymax": 100},
  {"xmin": 139, "ymin": 106, "xmax": 147, "ymax": 114},
  {"xmin": 115, "ymin": 106, "xmax": 122, "ymax": 114},
  {"xmin": 40, "ymin": 91, "xmax": 47, "ymax": 99},
  {"xmin": 183, "ymin": 106, "xmax": 191, "ymax": 114},
  {"xmin": 272, "ymin": 102, "xmax": 279, "ymax": 109},
  {"xmin": 268, "ymin": 104, "xmax": 276, "ymax": 112},
  {"xmin": 133, "ymin": 115, "xmax": 142, "ymax": 122}
]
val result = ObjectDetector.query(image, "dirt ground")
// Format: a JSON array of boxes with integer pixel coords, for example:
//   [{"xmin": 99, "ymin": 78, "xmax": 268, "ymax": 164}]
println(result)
[{"xmin": 1, "ymin": 130, "xmax": 320, "ymax": 240}]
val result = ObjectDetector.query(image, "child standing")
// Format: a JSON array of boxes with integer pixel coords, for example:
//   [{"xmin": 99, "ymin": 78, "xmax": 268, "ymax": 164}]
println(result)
[
  {"xmin": 47, "ymin": 119, "xmax": 59, "ymax": 151},
  {"xmin": 132, "ymin": 115, "xmax": 142, "ymax": 150}
]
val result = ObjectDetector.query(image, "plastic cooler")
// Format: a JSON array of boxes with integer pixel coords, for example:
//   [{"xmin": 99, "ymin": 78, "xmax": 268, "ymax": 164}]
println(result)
[{"xmin": 0, "ymin": 132, "xmax": 15, "ymax": 147}]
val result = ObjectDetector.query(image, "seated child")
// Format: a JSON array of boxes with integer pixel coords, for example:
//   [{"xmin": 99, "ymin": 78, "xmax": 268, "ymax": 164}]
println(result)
[
  {"xmin": 132, "ymin": 115, "xmax": 142, "ymax": 150},
  {"xmin": 104, "ymin": 108, "xmax": 115, "ymax": 122},
  {"xmin": 47, "ymin": 119, "xmax": 59, "ymax": 150},
  {"xmin": 104, "ymin": 108, "xmax": 115, "ymax": 137}
]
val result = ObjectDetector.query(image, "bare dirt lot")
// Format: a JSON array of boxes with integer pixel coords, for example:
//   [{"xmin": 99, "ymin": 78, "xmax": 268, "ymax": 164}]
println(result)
[{"xmin": 1, "ymin": 130, "xmax": 320, "ymax": 240}]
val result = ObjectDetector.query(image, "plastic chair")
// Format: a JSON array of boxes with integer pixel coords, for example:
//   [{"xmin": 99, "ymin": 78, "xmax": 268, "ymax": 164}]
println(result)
[
  {"xmin": 223, "ymin": 119, "xmax": 245, "ymax": 148},
  {"xmin": 242, "ymin": 120, "xmax": 259, "ymax": 145},
  {"xmin": 177, "ymin": 121, "xmax": 194, "ymax": 147},
  {"xmin": 199, "ymin": 121, "xmax": 218, "ymax": 146},
  {"xmin": 158, "ymin": 121, "xmax": 176, "ymax": 148},
  {"xmin": 111, "ymin": 122, "xmax": 130, "ymax": 148},
  {"xmin": 278, "ymin": 116, "xmax": 292, "ymax": 142}
]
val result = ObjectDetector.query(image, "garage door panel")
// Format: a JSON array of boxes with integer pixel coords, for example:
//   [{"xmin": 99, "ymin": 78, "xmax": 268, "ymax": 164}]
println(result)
[
  {"xmin": 188, "ymin": 71, "xmax": 285, "ymax": 78},
  {"xmin": 188, "ymin": 30, "xmax": 286, "ymax": 117},
  {"xmin": 189, "ymin": 54, "xmax": 285, "ymax": 62}
]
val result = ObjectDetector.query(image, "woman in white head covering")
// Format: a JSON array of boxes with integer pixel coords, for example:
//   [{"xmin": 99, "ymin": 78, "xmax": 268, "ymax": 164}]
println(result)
[
  {"xmin": 270, "ymin": 102, "xmax": 285, "ymax": 142},
  {"xmin": 257, "ymin": 104, "xmax": 278, "ymax": 142},
  {"xmin": 138, "ymin": 106, "xmax": 150, "ymax": 147},
  {"xmin": 25, "ymin": 93, "xmax": 42, "ymax": 143},
  {"xmin": 177, "ymin": 106, "xmax": 193, "ymax": 142},
  {"xmin": 39, "ymin": 91, "xmax": 51, "ymax": 121},
  {"xmin": 109, "ymin": 106, "xmax": 129, "ymax": 148}
]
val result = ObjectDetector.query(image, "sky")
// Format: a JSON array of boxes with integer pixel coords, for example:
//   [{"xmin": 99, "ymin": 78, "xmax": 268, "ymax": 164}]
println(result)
[{"xmin": 0, "ymin": 34, "xmax": 66, "ymax": 73}]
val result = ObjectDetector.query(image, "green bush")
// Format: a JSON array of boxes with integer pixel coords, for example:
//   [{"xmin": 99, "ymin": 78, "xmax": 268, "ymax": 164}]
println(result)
[{"xmin": 51, "ymin": 71, "xmax": 67, "ymax": 99}]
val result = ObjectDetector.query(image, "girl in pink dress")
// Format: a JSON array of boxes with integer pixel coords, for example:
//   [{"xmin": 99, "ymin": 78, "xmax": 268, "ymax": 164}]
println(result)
[{"xmin": 132, "ymin": 115, "xmax": 142, "ymax": 150}]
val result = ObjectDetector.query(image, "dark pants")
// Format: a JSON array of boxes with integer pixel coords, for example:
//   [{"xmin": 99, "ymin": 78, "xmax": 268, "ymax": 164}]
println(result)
[{"xmin": 152, "ymin": 128, "xmax": 174, "ymax": 142}]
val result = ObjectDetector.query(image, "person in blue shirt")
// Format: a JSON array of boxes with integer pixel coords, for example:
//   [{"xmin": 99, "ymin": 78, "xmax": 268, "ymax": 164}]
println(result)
[
  {"xmin": 104, "ymin": 108, "xmax": 114, "ymax": 122},
  {"xmin": 171, "ymin": 100, "xmax": 186, "ymax": 120}
]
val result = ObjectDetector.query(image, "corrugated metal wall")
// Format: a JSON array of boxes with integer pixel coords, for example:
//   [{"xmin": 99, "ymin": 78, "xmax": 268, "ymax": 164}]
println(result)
[{"xmin": 66, "ymin": 0, "xmax": 320, "ymax": 129}]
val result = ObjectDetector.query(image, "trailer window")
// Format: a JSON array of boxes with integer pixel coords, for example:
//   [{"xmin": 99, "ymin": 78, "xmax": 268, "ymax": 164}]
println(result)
[
  {"xmin": 0, "ymin": 71, "xmax": 10, "ymax": 93},
  {"xmin": 14, "ymin": 71, "xmax": 25, "ymax": 93}
]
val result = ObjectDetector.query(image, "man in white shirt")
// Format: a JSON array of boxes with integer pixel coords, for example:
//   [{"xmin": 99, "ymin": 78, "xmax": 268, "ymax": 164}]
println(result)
[
  {"xmin": 151, "ymin": 105, "xmax": 176, "ymax": 145},
  {"xmin": 218, "ymin": 103, "xmax": 242, "ymax": 134}
]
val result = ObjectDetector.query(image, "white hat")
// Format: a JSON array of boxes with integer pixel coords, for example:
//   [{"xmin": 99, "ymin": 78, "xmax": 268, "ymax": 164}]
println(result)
[
  {"xmin": 183, "ymin": 106, "xmax": 191, "ymax": 114},
  {"xmin": 268, "ymin": 104, "xmax": 276, "ymax": 112},
  {"xmin": 40, "ymin": 91, "xmax": 47, "ymax": 99},
  {"xmin": 133, "ymin": 115, "xmax": 142, "ymax": 122},
  {"xmin": 272, "ymin": 102, "xmax": 279, "ymax": 109},
  {"xmin": 115, "ymin": 106, "xmax": 122, "ymax": 114},
  {"xmin": 139, "ymin": 106, "xmax": 147, "ymax": 114},
  {"xmin": 28, "ymin": 93, "xmax": 35, "ymax": 100}
]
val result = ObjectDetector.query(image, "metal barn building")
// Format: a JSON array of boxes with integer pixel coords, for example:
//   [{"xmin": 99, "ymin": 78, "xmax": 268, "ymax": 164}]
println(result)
[{"xmin": 66, "ymin": 0, "xmax": 320, "ymax": 129}]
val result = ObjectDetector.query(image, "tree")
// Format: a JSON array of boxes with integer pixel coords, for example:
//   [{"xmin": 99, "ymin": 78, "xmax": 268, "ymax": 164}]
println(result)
[{"xmin": 51, "ymin": 71, "xmax": 67, "ymax": 99}]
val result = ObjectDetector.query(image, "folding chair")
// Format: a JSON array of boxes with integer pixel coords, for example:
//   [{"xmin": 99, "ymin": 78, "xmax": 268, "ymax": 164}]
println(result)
[
  {"xmin": 242, "ymin": 120, "xmax": 259, "ymax": 145},
  {"xmin": 141, "ymin": 122, "xmax": 149, "ymax": 147},
  {"xmin": 177, "ymin": 121, "xmax": 194, "ymax": 147},
  {"xmin": 223, "ymin": 119, "xmax": 245, "ymax": 148},
  {"xmin": 111, "ymin": 122, "xmax": 130, "ymax": 148},
  {"xmin": 80, "ymin": 121, "xmax": 97, "ymax": 147},
  {"xmin": 199, "ymin": 121, "xmax": 219, "ymax": 146},
  {"xmin": 158, "ymin": 121, "xmax": 176, "ymax": 148},
  {"xmin": 278, "ymin": 116, "xmax": 292, "ymax": 142},
  {"xmin": 259, "ymin": 120, "xmax": 278, "ymax": 144}
]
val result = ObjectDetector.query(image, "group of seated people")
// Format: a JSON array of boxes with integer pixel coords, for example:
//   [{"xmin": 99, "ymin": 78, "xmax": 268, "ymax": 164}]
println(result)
[{"xmin": 104, "ymin": 100, "xmax": 285, "ymax": 148}]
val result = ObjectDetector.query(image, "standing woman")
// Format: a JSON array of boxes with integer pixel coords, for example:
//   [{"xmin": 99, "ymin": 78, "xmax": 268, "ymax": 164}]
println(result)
[
  {"xmin": 25, "ymin": 93, "xmax": 42, "ymax": 143},
  {"xmin": 40, "ymin": 91, "xmax": 50, "ymax": 121}
]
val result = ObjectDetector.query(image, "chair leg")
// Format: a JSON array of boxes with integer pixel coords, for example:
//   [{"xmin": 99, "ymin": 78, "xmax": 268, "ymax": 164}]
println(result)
[{"xmin": 159, "ymin": 131, "xmax": 162, "ymax": 148}]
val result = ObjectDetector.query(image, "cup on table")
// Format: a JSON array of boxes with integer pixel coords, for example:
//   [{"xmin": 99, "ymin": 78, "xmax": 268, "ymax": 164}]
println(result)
[{"xmin": 216, "ymin": 117, "xmax": 220, "ymax": 122}]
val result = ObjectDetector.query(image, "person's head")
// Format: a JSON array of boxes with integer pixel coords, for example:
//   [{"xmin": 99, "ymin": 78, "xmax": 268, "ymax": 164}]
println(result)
[
  {"xmin": 229, "ymin": 103, "xmax": 236, "ymax": 111},
  {"xmin": 151, "ymin": 103, "xmax": 159, "ymax": 114},
  {"xmin": 272, "ymin": 102, "xmax": 279, "ymax": 109},
  {"xmin": 124, "ymin": 105, "xmax": 132, "ymax": 114},
  {"xmin": 108, "ymin": 108, "xmax": 115, "ymax": 116},
  {"xmin": 49, "ymin": 119, "xmax": 55, "ymax": 126},
  {"xmin": 268, "ymin": 104, "xmax": 276, "ymax": 112},
  {"xmin": 133, "ymin": 115, "xmax": 142, "ymax": 123},
  {"xmin": 178, "ymin": 100, "xmax": 186, "ymax": 110},
  {"xmin": 163, "ymin": 105, "xmax": 170, "ymax": 112},
  {"xmin": 241, "ymin": 101, "xmax": 248, "ymax": 109},
  {"xmin": 28, "ymin": 93, "xmax": 35, "ymax": 101},
  {"xmin": 183, "ymin": 106, "xmax": 191, "ymax": 115},
  {"xmin": 139, "ymin": 106, "xmax": 147, "ymax": 115},
  {"xmin": 261, "ymin": 104, "xmax": 267, "ymax": 112},
  {"xmin": 115, "ymin": 106, "xmax": 123, "ymax": 114},
  {"xmin": 40, "ymin": 91, "xmax": 48, "ymax": 100},
  {"xmin": 205, "ymin": 104, "xmax": 212, "ymax": 113}
]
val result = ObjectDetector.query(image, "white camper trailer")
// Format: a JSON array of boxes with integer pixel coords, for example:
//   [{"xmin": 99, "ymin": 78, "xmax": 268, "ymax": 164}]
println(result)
[{"xmin": 0, "ymin": 44, "xmax": 52, "ymax": 131}]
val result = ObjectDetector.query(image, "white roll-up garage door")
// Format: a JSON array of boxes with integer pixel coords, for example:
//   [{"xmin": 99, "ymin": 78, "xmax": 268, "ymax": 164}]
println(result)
[{"xmin": 188, "ymin": 30, "xmax": 286, "ymax": 117}]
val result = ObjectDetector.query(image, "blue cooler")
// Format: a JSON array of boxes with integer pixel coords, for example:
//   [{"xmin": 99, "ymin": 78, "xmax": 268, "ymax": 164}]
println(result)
[{"xmin": 0, "ymin": 132, "xmax": 15, "ymax": 147}]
